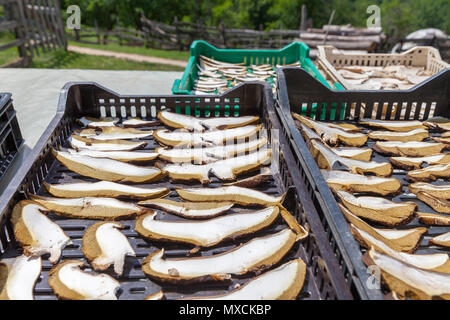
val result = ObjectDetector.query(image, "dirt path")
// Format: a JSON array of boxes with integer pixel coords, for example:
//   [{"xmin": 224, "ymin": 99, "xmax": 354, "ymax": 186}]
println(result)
[{"xmin": 68, "ymin": 45, "xmax": 188, "ymax": 68}]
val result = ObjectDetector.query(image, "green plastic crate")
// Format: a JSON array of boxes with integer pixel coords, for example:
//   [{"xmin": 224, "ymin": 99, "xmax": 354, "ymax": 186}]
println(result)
[{"xmin": 171, "ymin": 40, "xmax": 333, "ymax": 95}]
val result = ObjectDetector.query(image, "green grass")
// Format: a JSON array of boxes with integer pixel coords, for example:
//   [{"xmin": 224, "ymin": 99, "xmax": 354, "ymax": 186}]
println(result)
[
  {"xmin": 68, "ymin": 38, "xmax": 190, "ymax": 61},
  {"xmin": 31, "ymin": 49, "xmax": 185, "ymax": 71}
]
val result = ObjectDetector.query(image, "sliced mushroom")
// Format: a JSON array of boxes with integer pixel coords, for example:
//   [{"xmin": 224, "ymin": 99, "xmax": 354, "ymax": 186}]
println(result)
[
  {"xmin": 368, "ymin": 129, "xmax": 429, "ymax": 142},
  {"xmin": 429, "ymin": 232, "xmax": 450, "ymax": 248},
  {"xmin": 373, "ymin": 141, "xmax": 446, "ymax": 157},
  {"xmin": 409, "ymin": 182, "xmax": 450, "ymax": 199},
  {"xmin": 70, "ymin": 135, "xmax": 146, "ymax": 151},
  {"xmin": 321, "ymin": 170, "xmax": 401, "ymax": 196},
  {"xmin": 77, "ymin": 117, "xmax": 118, "ymax": 128},
  {"xmin": 416, "ymin": 192, "xmax": 450, "ymax": 214},
  {"xmin": 0, "ymin": 255, "xmax": 41, "ymax": 300},
  {"xmin": 67, "ymin": 148, "xmax": 158, "ymax": 163},
  {"xmin": 358, "ymin": 119, "xmax": 426, "ymax": 132},
  {"xmin": 141, "ymin": 228, "xmax": 299, "ymax": 283},
  {"xmin": 77, "ymin": 127, "xmax": 153, "ymax": 141},
  {"xmin": 405, "ymin": 164, "xmax": 450, "ymax": 182},
  {"xmin": 417, "ymin": 212, "xmax": 450, "ymax": 226},
  {"xmin": 336, "ymin": 191, "xmax": 416, "ymax": 226},
  {"xmin": 389, "ymin": 154, "xmax": 450, "ymax": 170}
]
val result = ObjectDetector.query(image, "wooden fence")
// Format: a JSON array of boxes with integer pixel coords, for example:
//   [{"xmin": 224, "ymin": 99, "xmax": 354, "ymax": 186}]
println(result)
[
  {"xmin": 0, "ymin": 0, "xmax": 66, "ymax": 67},
  {"xmin": 68, "ymin": 16, "xmax": 386, "ymax": 53}
]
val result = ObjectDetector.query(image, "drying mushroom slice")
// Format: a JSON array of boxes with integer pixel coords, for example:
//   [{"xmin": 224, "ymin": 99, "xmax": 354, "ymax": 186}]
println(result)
[
  {"xmin": 356, "ymin": 228, "xmax": 450, "ymax": 273},
  {"xmin": 160, "ymin": 149, "xmax": 271, "ymax": 184},
  {"xmin": 310, "ymin": 140, "xmax": 392, "ymax": 176},
  {"xmin": 432, "ymin": 136, "xmax": 450, "ymax": 146},
  {"xmin": 292, "ymin": 113, "xmax": 367, "ymax": 147},
  {"xmin": 405, "ymin": 164, "xmax": 450, "ymax": 182},
  {"xmin": 141, "ymin": 228, "xmax": 298, "ymax": 283},
  {"xmin": 67, "ymin": 148, "xmax": 158, "ymax": 163},
  {"xmin": 429, "ymin": 232, "xmax": 450, "ymax": 248},
  {"xmin": 336, "ymin": 191, "xmax": 416, "ymax": 226},
  {"xmin": 77, "ymin": 127, "xmax": 153, "ymax": 141},
  {"xmin": 321, "ymin": 170, "xmax": 401, "ymax": 196},
  {"xmin": 358, "ymin": 119, "xmax": 426, "ymax": 132},
  {"xmin": 158, "ymin": 110, "xmax": 259, "ymax": 131},
  {"xmin": 373, "ymin": 141, "xmax": 446, "ymax": 157},
  {"xmin": 138, "ymin": 199, "xmax": 234, "ymax": 219},
  {"xmin": 122, "ymin": 118, "xmax": 159, "ymax": 128},
  {"xmin": 296, "ymin": 121, "xmax": 321, "ymax": 144},
  {"xmin": 70, "ymin": 135, "xmax": 146, "ymax": 151},
  {"xmin": 368, "ymin": 129, "xmax": 429, "ymax": 142},
  {"xmin": 423, "ymin": 121, "xmax": 450, "ymax": 132},
  {"xmin": 409, "ymin": 182, "xmax": 450, "ymax": 199},
  {"xmin": 389, "ymin": 154, "xmax": 450, "ymax": 170},
  {"xmin": 340, "ymin": 204, "xmax": 425, "ymax": 253},
  {"xmin": 153, "ymin": 125, "xmax": 261, "ymax": 147},
  {"xmin": 156, "ymin": 137, "xmax": 267, "ymax": 164},
  {"xmin": 53, "ymin": 149, "xmax": 164, "ymax": 183},
  {"xmin": 0, "ymin": 255, "xmax": 41, "ymax": 300},
  {"xmin": 363, "ymin": 249, "xmax": 450, "ymax": 300},
  {"xmin": 44, "ymin": 181, "xmax": 169, "ymax": 200},
  {"xmin": 77, "ymin": 116, "xmax": 118, "ymax": 128},
  {"xmin": 176, "ymin": 186, "xmax": 285, "ymax": 207},
  {"xmin": 443, "ymin": 132, "xmax": 450, "ymax": 138},
  {"xmin": 11, "ymin": 201, "xmax": 71, "ymax": 264},
  {"xmin": 49, "ymin": 260, "xmax": 120, "ymax": 300},
  {"xmin": 144, "ymin": 291, "xmax": 165, "ymax": 300},
  {"xmin": 184, "ymin": 259, "xmax": 306, "ymax": 300},
  {"xmin": 224, "ymin": 167, "xmax": 272, "ymax": 188},
  {"xmin": 332, "ymin": 147, "xmax": 372, "ymax": 161},
  {"xmin": 417, "ymin": 212, "xmax": 450, "ymax": 226},
  {"xmin": 416, "ymin": 192, "xmax": 450, "ymax": 214},
  {"xmin": 30, "ymin": 194, "xmax": 148, "ymax": 220},
  {"xmin": 135, "ymin": 207, "xmax": 285, "ymax": 247},
  {"xmin": 82, "ymin": 222, "xmax": 135, "ymax": 275}
]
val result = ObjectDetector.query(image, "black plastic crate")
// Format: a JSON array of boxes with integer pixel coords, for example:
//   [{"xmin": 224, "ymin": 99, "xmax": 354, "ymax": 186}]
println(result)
[
  {"xmin": 0, "ymin": 81, "xmax": 353, "ymax": 300},
  {"xmin": 275, "ymin": 67, "xmax": 450, "ymax": 300},
  {"xmin": 0, "ymin": 93, "xmax": 23, "ymax": 186}
]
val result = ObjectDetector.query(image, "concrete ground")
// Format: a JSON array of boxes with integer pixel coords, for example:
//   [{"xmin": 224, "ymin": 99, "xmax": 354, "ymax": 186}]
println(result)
[{"xmin": 0, "ymin": 68, "xmax": 182, "ymax": 191}]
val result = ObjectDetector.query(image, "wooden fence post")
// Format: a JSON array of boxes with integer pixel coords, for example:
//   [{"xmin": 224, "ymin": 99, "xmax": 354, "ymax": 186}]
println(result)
[
  {"xmin": 94, "ymin": 19, "xmax": 100, "ymax": 44},
  {"xmin": 219, "ymin": 22, "xmax": 226, "ymax": 48}
]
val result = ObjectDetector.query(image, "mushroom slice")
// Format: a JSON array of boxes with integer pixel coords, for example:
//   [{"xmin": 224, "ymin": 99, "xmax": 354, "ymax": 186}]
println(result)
[
  {"xmin": 158, "ymin": 110, "xmax": 259, "ymax": 131},
  {"xmin": 77, "ymin": 127, "xmax": 153, "ymax": 141},
  {"xmin": 160, "ymin": 149, "xmax": 271, "ymax": 184},
  {"xmin": 49, "ymin": 260, "xmax": 120, "ymax": 300},
  {"xmin": 389, "ymin": 154, "xmax": 450, "ymax": 170},
  {"xmin": 53, "ymin": 150, "xmax": 164, "ymax": 183},
  {"xmin": 141, "ymin": 228, "xmax": 298, "ymax": 283},
  {"xmin": 432, "ymin": 136, "xmax": 450, "ymax": 145},
  {"xmin": 292, "ymin": 113, "xmax": 367, "ymax": 147},
  {"xmin": 67, "ymin": 148, "xmax": 158, "ymax": 163},
  {"xmin": 82, "ymin": 222, "xmax": 135, "ymax": 275},
  {"xmin": 368, "ymin": 129, "xmax": 429, "ymax": 142},
  {"xmin": 332, "ymin": 147, "xmax": 372, "ymax": 161},
  {"xmin": 176, "ymin": 186, "xmax": 284, "ymax": 207},
  {"xmin": 11, "ymin": 201, "xmax": 71, "ymax": 263},
  {"xmin": 310, "ymin": 140, "xmax": 392, "ymax": 176},
  {"xmin": 184, "ymin": 259, "xmax": 306, "ymax": 300},
  {"xmin": 224, "ymin": 167, "xmax": 271, "ymax": 188},
  {"xmin": 443, "ymin": 132, "xmax": 450, "ymax": 138},
  {"xmin": 135, "ymin": 207, "xmax": 284, "ymax": 247},
  {"xmin": 321, "ymin": 170, "xmax": 401, "ymax": 196},
  {"xmin": 417, "ymin": 212, "xmax": 450, "ymax": 226},
  {"xmin": 409, "ymin": 182, "xmax": 450, "ymax": 199},
  {"xmin": 77, "ymin": 116, "xmax": 118, "ymax": 128},
  {"xmin": 29, "ymin": 194, "xmax": 147, "ymax": 220},
  {"xmin": 405, "ymin": 164, "xmax": 450, "ymax": 182},
  {"xmin": 340, "ymin": 204, "xmax": 425, "ymax": 253},
  {"xmin": 358, "ymin": 119, "xmax": 426, "ymax": 132},
  {"xmin": 156, "ymin": 137, "xmax": 267, "ymax": 164},
  {"xmin": 416, "ymin": 192, "xmax": 450, "ymax": 214},
  {"xmin": 373, "ymin": 141, "xmax": 446, "ymax": 157},
  {"xmin": 336, "ymin": 191, "xmax": 416, "ymax": 226},
  {"xmin": 423, "ymin": 121, "xmax": 450, "ymax": 132},
  {"xmin": 144, "ymin": 291, "xmax": 165, "ymax": 300},
  {"xmin": 44, "ymin": 181, "xmax": 169, "ymax": 200},
  {"xmin": 429, "ymin": 232, "xmax": 450, "ymax": 248},
  {"xmin": 153, "ymin": 125, "xmax": 261, "ymax": 147},
  {"xmin": 122, "ymin": 118, "xmax": 159, "ymax": 128},
  {"xmin": 0, "ymin": 255, "xmax": 41, "ymax": 300},
  {"xmin": 70, "ymin": 135, "xmax": 146, "ymax": 151},
  {"xmin": 139, "ymin": 199, "xmax": 234, "ymax": 219},
  {"xmin": 355, "ymin": 228, "xmax": 450, "ymax": 273},
  {"xmin": 363, "ymin": 249, "xmax": 450, "ymax": 300}
]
